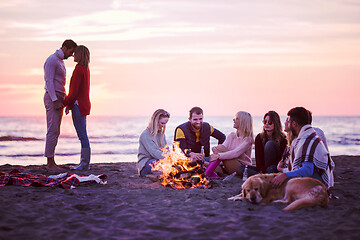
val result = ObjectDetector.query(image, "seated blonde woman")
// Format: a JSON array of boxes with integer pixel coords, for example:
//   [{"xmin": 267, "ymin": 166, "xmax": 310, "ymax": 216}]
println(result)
[
  {"xmin": 137, "ymin": 109, "xmax": 170, "ymax": 177},
  {"xmin": 205, "ymin": 111, "xmax": 254, "ymax": 177}
]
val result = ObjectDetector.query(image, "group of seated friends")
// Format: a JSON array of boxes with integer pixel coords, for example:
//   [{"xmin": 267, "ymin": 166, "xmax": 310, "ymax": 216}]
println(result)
[{"xmin": 137, "ymin": 106, "xmax": 335, "ymax": 190}]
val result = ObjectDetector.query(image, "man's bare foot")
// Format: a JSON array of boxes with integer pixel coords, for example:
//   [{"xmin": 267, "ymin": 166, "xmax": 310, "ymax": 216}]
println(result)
[
  {"xmin": 46, "ymin": 164, "xmax": 63, "ymax": 171},
  {"xmin": 46, "ymin": 157, "xmax": 63, "ymax": 171}
]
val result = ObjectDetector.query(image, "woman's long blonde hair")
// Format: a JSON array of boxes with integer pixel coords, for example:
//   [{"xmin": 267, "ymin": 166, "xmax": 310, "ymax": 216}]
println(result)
[
  {"xmin": 147, "ymin": 109, "xmax": 170, "ymax": 147},
  {"xmin": 75, "ymin": 45, "xmax": 90, "ymax": 69},
  {"xmin": 235, "ymin": 111, "xmax": 254, "ymax": 142}
]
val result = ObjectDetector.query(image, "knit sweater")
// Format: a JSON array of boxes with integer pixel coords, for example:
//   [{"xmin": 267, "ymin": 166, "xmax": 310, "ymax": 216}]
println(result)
[
  {"xmin": 44, "ymin": 49, "xmax": 66, "ymax": 101},
  {"xmin": 137, "ymin": 128, "xmax": 167, "ymax": 174},
  {"xmin": 218, "ymin": 132, "xmax": 252, "ymax": 166},
  {"xmin": 63, "ymin": 64, "xmax": 91, "ymax": 116}
]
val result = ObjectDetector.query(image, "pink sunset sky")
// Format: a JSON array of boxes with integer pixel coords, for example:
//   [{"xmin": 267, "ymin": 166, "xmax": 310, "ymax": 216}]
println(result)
[{"xmin": 0, "ymin": 0, "xmax": 359, "ymax": 117}]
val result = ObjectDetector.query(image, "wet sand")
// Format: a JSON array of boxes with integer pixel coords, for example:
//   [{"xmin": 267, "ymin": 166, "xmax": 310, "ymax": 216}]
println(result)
[{"xmin": 0, "ymin": 156, "xmax": 359, "ymax": 240}]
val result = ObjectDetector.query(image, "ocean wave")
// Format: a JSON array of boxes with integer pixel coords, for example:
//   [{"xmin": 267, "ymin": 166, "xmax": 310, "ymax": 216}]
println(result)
[
  {"xmin": 0, "ymin": 136, "xmax": 42, "ymax": 141},
  {"xmin": 90, "ymin": 140, "xmax": 138, "ymax": 145},
  {"xmin": 0, "ymin": 150, "xmax": 138, "ymax": 158},
  {"xmin": 90, "ymin": 134, "xmax": 139, "ymax": 139},
  {"xmin": 94, "ymin": 150, "xmax": 138, "ymax": 155},
  {"xmin": 0, "ymin": 153, "xmax": 44, "ymax": 157},
  {"xmin": 328, "ymin": 135, "xmax": 360, "ymax": 145},
  {"xmin": 0, "ymin": 153, "xmax": 79, "ymax": 157}
]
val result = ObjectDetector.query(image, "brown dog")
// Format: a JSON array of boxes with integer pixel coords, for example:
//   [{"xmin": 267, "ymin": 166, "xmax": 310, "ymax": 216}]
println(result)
[{"xmin": 228, "ymin": 173, "xmax": 329, "ymax": 211}]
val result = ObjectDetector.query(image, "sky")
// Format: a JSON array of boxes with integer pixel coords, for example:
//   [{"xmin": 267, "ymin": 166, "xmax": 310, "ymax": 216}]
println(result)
[{"xmin": 0, "ymin": 0, "xmax": 359, "ymax": 117}]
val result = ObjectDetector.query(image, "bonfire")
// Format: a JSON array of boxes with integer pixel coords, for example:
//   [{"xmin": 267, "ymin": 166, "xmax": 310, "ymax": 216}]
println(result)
[{"xmin": 151, "ymin": 142, "xmax": 211, "ymax": 189}]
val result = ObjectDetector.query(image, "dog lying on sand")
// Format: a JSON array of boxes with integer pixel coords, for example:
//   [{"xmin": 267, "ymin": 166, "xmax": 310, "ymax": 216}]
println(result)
[{"xmin": 228, "ymin": 173, "xmax": 329, "ymax": 211}]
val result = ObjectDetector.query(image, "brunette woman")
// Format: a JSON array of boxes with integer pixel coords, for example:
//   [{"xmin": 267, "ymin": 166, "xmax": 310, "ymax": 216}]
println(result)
[
  {"xmin": 255, "ymin": 111, "xmax": 287, "ymax": 173},
  {"xmin": 64, "ymin": 45, "xmax": 91, "ymax": 170}
]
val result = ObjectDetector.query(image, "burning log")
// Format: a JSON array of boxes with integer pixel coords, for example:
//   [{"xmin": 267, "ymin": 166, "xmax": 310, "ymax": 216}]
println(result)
[
  {"xmin": 174, "ymin": 167, "xmax": 204, "ymax": 179},
  {"xmin": 178, "ymin": 172, "xmax": 192, "ymax": 179},
  {"xmin": 191, "ymin": 177, "xmax": 200, "ymax": 185},
  {"xmin": 172, "ymin": 165, "xmax": 183, "ymax": 172}
]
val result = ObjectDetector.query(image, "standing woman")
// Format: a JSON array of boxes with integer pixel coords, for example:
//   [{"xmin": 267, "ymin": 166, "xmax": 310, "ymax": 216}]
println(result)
[
  {"xmin": 138, "ymin": 109, "xmax": 170, "ymax": 176},
  {"xmin": 255, "ymin": 111, "xmax": 287, "ymax": 174},
  {"xmin": 64, "ymin": 45, "xmax": 91, "ymax": 170},
  {"xmin": 205, "ymin": 111, "xmax": 254, "ymax": 177}
]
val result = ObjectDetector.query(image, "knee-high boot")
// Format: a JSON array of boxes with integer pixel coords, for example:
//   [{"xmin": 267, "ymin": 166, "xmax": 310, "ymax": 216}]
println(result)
[
  {"xmin": 205, "ymin": 159, "xmax": 222, "ymax": 178},
  {"xmin": 70, "ymin": 148, "xmax": 91, "ymax": 170}
]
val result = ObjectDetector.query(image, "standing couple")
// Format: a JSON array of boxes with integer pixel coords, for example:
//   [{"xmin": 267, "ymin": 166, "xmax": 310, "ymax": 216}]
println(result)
[{"xmin": 43, "ymin": 39, "xmax": 91, "ymax": 171}]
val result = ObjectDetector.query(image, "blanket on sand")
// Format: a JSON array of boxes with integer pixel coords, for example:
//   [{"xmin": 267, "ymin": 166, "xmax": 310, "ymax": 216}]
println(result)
[{"xmin": 0, "ymin": 170, "xmax": 107, "ymax": 189}]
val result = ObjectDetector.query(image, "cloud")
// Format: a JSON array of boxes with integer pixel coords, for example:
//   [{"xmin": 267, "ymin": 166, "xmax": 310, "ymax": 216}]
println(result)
[
  {"xmin": 0, "ymin": 84, "xmax": 42, "ymax": 95},
  {"xmin": 3, "ymin": 0, "xmax": 360, "ymax": 47},
  {"xmin": 0, "ymin": 0, "xmax": 20, "ymax": 8},
  {"xmin": 100, "ymin": 56, "xmax": 171, "ymax": 64}
]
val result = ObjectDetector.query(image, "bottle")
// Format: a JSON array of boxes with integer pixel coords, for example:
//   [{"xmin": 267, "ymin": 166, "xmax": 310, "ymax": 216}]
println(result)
[
  {"xmin": 223, "ymin": 171, "xmax": 236, "ymax": 182},
  {"xmin": 200, "ymin": 146, "xmax": 205, "ymax": 166},
  {"xmin": 242, "ymin": 165, "xmax": 248, "ymax": 181}
]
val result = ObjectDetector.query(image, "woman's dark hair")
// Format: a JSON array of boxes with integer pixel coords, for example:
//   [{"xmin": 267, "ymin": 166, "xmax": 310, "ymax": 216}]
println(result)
[{"xmin": 261, "ymin": 110, "xmax": 285, "ymax": 146}]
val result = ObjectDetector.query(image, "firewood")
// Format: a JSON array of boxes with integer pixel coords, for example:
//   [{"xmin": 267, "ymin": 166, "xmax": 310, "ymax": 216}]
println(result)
[
  {"xmin": 188, "ymin": 160, "xmax": 198, "ymax": 167},
  {"xmin": 181, "ymin": 181, "xmax": 193, "ymax": 188},
  {"xmin": 172, "ymin": 165, "xmax": 183, "ymax": 172},
  {"xmin": 191, "ymin": 177, "xmax": 200, "ymax": 185}
]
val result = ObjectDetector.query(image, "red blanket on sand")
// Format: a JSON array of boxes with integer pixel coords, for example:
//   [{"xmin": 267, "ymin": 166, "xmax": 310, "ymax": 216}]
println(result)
[{"xmin": 0, "ymin": 170, "xmax": 104, "ymax": 189}]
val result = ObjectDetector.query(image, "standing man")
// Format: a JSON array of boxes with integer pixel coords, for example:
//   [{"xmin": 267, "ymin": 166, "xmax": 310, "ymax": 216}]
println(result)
[
  {"xmin": 44, "ymin": 39, "xmax": 77, "ymax": 170},
  {"xmin": 272, "ymin": 107, "xmax": 335, "ymax": 189},
  {"xmin": 174, "ymin": 106, "xmax": 226, "ymax": 161}
]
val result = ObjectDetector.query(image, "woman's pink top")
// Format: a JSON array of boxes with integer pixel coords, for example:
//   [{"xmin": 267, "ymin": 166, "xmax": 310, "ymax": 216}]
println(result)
[{"xmin": 218, "ymin": 132, "xmax": 253, "ymax": 165}]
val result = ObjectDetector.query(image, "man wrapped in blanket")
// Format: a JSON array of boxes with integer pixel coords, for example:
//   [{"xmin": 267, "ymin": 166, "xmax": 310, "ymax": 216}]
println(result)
[{"xmin": 271, "ymin": 107, "xmax": 335, "ymax": 190}]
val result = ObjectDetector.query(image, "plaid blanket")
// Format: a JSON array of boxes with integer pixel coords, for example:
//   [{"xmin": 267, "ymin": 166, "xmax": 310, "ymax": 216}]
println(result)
[
  {"xmin": 0, "ymin": 170, "xmax": 107, "ymax": 189},
  {"xmin": 290, "ymin": 125, "xmax": 335, "ymax": 188}
]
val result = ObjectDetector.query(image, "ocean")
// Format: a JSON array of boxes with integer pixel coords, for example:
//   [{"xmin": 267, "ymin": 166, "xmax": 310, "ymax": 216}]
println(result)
[{"xmin": 0, "ymin": 116, "xmax": 359, "ymax": 166}]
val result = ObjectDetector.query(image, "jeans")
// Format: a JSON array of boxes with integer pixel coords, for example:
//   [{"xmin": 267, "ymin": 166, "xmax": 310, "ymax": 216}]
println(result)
[
  {"xmin": 71, "ymin": 104, "xmax": 90, "ymax": 149},
  {"xmin": 264, "ymin": 140, "xmax": 281, "ymax": 173},
  {"xmin": 140, "ymin": 158, "xmax": 159, "ymax": 177},
  {"xmin": 44, "ymin": 92, "xmax": 64, "ymax": 158}
]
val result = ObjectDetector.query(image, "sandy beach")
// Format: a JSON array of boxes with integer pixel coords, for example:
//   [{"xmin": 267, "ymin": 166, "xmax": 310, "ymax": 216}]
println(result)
[{"xmin": 0, "ymin": 155, "xmax": 359, "ymax": 240}]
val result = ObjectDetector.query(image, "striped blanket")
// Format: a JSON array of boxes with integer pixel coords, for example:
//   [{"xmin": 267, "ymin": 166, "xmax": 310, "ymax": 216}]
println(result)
[
  {"xmin": 290, "ymin": 125, "xmax": 335, "ymax": 188},
  {"xmin": 0, "ymin": 170, "xmax": 107, "ymax": 189}
]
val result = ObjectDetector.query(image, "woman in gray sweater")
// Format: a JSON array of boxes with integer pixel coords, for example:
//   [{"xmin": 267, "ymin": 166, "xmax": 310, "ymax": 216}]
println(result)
[{"xmin": 137, "ymin": 109, "xmax": 170, "ymax": 176}]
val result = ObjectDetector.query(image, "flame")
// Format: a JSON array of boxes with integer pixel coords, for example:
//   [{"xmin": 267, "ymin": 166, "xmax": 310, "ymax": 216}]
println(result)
[{"xmin": 151, "ymin": 142, "xmax": 211, "ymax": 189}]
